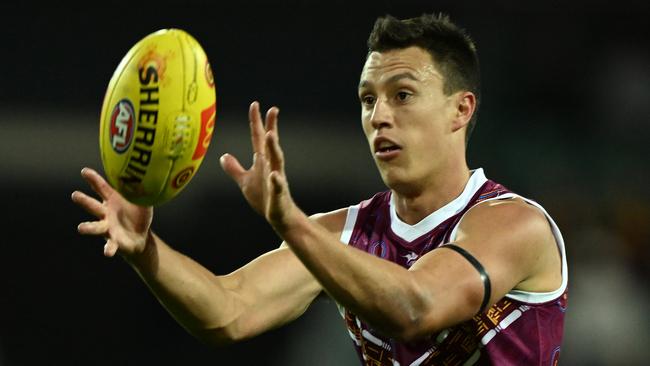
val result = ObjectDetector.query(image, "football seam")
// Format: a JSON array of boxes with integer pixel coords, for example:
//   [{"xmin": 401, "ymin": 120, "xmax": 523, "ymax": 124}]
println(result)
[{"xmin": 156, "ymin": 29, "xmax": 188, "ymax": 205}]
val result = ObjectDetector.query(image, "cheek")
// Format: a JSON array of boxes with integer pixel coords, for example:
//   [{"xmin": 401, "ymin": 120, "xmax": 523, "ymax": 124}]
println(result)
[
  {"xmin": 406, "ymin": 121, "xmax": 443, "ymax": 154},
  {"xmin": 361, "ymin": 112, "xmax": 373, "ymax": 135}
]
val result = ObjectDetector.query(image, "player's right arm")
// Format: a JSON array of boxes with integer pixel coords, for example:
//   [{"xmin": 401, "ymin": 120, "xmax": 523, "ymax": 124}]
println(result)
[
  {"xmin": 131, "ymin": 233, "xmax": 323, "ymax": 345},
  {"xmin": 71, "ymin": 167, "xmax": 335, "ymax": 345}
]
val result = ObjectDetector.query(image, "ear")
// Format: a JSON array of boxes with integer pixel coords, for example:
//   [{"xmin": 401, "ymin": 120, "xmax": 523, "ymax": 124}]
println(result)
[{"xmin": 451, "ymin": 91, "xmax": 476, "ymax": 132}]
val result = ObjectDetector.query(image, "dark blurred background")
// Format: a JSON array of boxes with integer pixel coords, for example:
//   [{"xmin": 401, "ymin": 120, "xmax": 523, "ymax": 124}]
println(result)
[{"xmin": 1, "ymin": 1, "xmax": 649, "ymax": 365}]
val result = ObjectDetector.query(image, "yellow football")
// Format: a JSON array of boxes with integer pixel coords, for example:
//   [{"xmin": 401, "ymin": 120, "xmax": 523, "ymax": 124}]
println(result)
[{"xmin": 99, "ymin": 29, "xmax": 216, "ymax": 206}]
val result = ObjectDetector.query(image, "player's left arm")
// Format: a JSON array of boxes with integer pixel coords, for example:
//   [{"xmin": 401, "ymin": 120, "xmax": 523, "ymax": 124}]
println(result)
[
  {"xmin": 226, "ymin": 104, "xmax": 561, "ymax": 342},
  {"xmin": 274, "ymin": 196, "xmax": 559, "ymax": 341},
  {"xmin": 404, "ymin": 199, "xmax": 562, "ymax": 338}
]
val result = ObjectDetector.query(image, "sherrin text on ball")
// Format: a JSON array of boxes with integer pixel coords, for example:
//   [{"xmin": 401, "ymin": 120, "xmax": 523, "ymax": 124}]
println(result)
[{"xmin": 99, "ymin": 28, "xmax": 216, "ymax": 206}]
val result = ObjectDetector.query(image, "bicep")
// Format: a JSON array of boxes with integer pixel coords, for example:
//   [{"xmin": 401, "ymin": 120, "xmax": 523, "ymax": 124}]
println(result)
[
  {"xmin": 407, "ymin": 200, "xmax": 553, "ymax": 333},
  {"xmin": 407, "ymin": 247, "xmax": 487, "ymax": 332}
]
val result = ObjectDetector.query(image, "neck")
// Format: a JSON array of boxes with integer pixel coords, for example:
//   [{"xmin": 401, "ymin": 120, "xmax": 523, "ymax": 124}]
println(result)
[{"xmin": 392, "ymin": 163, "xmax": 471, "ymax": 225}]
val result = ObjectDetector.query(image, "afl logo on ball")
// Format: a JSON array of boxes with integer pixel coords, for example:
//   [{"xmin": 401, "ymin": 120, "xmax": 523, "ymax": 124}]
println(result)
[{"xmin": 109, "ymin": 99, "xmax": 135, "ymax": 153}]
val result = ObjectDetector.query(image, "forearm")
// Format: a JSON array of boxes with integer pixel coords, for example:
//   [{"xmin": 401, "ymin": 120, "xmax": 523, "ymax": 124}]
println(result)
[
  {"xmin": 279, "ymin": 212, "xmax": 426, "ymax": 338},
  {"xmin": 126, "ymin": 231, "xmax": 244, "ymax": 344}
]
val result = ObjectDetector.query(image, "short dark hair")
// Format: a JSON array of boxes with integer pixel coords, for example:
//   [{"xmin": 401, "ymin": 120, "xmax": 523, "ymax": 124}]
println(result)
[{"xmin": 367, "ymin": 13, "xmax": 481, "ymax": 144}]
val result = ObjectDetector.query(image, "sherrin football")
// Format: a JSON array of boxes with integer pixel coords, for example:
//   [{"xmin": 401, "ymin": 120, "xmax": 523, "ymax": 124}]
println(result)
[{"xmin": 99, "ymin": 29, "xmax": 216, "ymax": 206}]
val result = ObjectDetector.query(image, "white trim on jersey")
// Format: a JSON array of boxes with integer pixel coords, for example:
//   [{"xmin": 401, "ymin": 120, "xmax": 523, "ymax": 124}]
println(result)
[
  {"xmin": 388, "ymin": 168, "xmax": 488, "ymax": 242},
  {"xmin": 338, "ymin": 204, "xmax": 360, "ymax": 318},
  {"xmin": 338, "ymin": 168, "xmax": 568, "ymax": 306},
  {"xmin": 449, "ymin": 192, "xmax": 569, "ymax": 304},
  {"xmin": 479, "ymin": 304, "xmax": 530, "ymax": 346},
  {"xmin": 341, "ymin": 204, "xmax": 360, "ymax": 245}
]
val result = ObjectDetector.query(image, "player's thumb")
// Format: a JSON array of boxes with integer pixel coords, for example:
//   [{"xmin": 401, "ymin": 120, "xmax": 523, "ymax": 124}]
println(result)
[{"xmin": 220, "ymin": 153, "xmax": 246, "ymax": 186}]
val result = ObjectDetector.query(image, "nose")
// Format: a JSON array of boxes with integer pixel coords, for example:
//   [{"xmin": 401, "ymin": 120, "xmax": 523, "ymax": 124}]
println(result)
[{"xmin": 370, "ymin": 98, "xmax": 393, "ymax": 130}]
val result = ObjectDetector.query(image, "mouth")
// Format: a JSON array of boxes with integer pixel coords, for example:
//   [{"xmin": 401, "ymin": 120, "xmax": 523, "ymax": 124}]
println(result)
[{"xmin": 373, "ymin": 137, "xmax": 402, "ymax": 160}]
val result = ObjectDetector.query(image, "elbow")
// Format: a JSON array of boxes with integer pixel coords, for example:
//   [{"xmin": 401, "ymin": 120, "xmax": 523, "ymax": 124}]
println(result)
[
  {"xmin": 371, "ymin": 317, "xmax": 426, "ymax": 343},
  {"xmin": 189, "ymin": 323, "xmax": 245, "ymax": 347},
  {"xmin": 383, "ymin": 288, "xmax": 442, "ymax": 342},
  {"xmin": 389, "ymin": 313, "xmax": 434, "ymax": 343},
  {"xmin": 393, "ymin": 312, "xmax": 453, "ymax": 343},
  {"xmin": 390, "ymin": 299, "xmax": 479, "ymax": 342},
  {"xmin": 368, "ymin": 303, "xmax": 433, "ymax": 343},
  {"xmin": 200, "ymin": 330, "xmax": 235, "ymax": 347}
]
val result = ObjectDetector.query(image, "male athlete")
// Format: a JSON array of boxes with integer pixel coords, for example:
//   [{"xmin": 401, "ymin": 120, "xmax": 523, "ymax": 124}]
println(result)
[{"xmin": 72, "ymin": 13, "xmax": 567, "ymax": 365}]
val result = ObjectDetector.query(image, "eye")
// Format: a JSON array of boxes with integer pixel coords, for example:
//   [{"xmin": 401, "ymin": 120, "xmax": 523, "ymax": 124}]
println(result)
[
  {"xmin": 396, "ymin": 91, "xmax": 412, "ymax": 102},
  {"xmin": 361, "ymin": 94, "xmax": 376, "ymax": 106}
]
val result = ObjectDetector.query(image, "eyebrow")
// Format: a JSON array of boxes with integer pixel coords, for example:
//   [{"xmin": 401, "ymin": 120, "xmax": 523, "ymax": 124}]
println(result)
[{"xmin": 359, "ymin": 72, "xmax": 419, "ymax": 89}]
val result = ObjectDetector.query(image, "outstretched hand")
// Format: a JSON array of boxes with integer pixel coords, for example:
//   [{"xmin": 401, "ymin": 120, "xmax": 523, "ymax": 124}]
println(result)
[
  {"xmin": 71, "ymin": 168, "xmax": 153, "ymax": 259},
  {"xmin": 220, "ymin": 101, "xmax": 300, "ymax": 232}
]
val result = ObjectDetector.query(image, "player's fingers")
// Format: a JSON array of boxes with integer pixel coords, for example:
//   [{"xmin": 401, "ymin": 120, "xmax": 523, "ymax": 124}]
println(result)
[
  {"xmin": 252, "ymin": 151, "xmax": 266, "ymax": 172},
  {"xmin": 249, "ymin": 101, "xmax": 265, "ymax": 154},
  {"xmin": 266, "ymin": 131, "xmax": 285, "ymax": 174},
  {"xmin": 81, "ymin": 167, "xmax": 113, "ymax": 200},
  {"xmin": 269, "ymin": 171, "xmax": 286, "ymax": 195},
  {"xmin": 71, "ymin": 191, "xmax": 105, "ymax": 218},
  {"xmin": 104, "ymin": 239, "xmax": 119, "ymax": 258},
  {"xmin": 77, "ymin": 220, "xmax": 108, "ymax": 236},
  {"xmin": 257, "ymin": 151, "xmax": 270, "ymax": 180},
  {"xmin": 265, "ymin": 107, "xmax": 280, "ymax": 135},
  {"xmin": 220, "ymin": 153, "xmax": 247, "ymax": 186}
]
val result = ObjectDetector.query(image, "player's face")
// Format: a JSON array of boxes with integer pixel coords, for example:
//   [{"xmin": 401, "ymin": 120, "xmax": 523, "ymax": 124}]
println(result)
[{"xmin": 359, "ymin": 46, "xmax": 460, "ymax": 192}]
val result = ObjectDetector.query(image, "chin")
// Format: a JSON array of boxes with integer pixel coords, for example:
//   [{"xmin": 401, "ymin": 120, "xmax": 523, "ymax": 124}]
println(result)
[
  {"xmin": 379, "ymin": 166, "xmax": 427, "ymax": 196},
  {"xmin": 380, "ymin": 169, "xmax": 410, "ymax": 191}
]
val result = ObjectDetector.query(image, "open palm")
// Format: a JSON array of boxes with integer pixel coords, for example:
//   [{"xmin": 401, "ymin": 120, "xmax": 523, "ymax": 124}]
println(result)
[{"xmin": 72, "ymin": 168, "xmax": 153, "ymax": 259}]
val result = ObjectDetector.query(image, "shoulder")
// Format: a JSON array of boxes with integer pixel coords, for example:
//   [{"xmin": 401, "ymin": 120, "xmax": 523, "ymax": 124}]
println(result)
[
  {"xmin": 308, "ymin": 191, "xmax": 390, "ymax": 236},
  {"xmin": 453, "ymin": 197, "xmax": 561, "ymax": 292},
  {"xmin": 309, "ymin": 208, "xmax": 349, "ymax": 238},
  {"xmin": 456, "ymin": 197, "xmax": 551, "ymax": 243},
  {"xmin": 278, "ymin": 208, "xmax": 349, "ymax": 249}
]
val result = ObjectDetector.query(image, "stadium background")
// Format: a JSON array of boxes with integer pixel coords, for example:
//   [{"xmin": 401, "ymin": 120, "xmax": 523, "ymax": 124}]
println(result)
[{"xmin": 1, "ymin": 1, "xmax": 648, "ymax": 365}]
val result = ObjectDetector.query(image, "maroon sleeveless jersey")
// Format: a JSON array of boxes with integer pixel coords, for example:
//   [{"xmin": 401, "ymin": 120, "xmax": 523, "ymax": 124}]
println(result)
[{"xmin": 338, "ymin": 169, "xmax": 568, "ymax": 366}]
